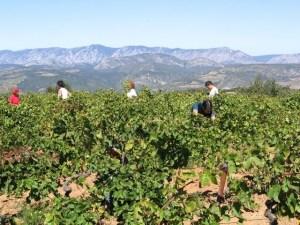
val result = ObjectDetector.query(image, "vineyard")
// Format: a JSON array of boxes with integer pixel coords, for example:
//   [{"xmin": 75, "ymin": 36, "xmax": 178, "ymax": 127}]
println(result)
[{"xmin": 0, "ymin": 90, "xmax": 299, "ymax": 225}]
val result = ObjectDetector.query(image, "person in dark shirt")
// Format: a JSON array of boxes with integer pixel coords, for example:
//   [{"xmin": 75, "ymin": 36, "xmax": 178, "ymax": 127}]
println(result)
[{"xmin": 191, "ymin": 99, "xmax": 216, "ymax": 120}]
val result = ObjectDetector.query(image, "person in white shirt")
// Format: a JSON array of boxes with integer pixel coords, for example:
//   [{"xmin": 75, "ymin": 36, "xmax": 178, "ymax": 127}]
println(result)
[
  {"xmin": 57, "ymin": 80, "xmax": 71, "ymax": 100},
  {"xmin": 127, "ymin": 81, "xmax": 137, "ymax": 98},
  {"xmin": 205, "ymin": 81, "xmax": 219, "ymax": 98},
  {"xmin": 190, "ymin": 81, "xmax": 218, "ymax": 121}
]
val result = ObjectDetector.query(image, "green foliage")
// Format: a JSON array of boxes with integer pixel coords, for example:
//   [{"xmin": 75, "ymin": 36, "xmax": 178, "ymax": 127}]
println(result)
[
  {"xmin": 17, "ymin": 206, "xmax": 45, "ymax": 225},
  {"xmin": 241, "ymin": 76, "xmax": 291, "ymax": 96},
  {"xmin": 46, "ymin": 86, "xmax": 56, "ymax": 93},
  {"xmin": 122, "ymin": 80, "xmax": 131, "ymax": 92},
  {"xmin": 0, "ymin": 90, "xmax": 299, "ymax": 224}
]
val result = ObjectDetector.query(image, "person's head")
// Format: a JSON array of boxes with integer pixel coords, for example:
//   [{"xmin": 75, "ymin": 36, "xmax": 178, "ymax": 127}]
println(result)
[
  {"xmin": 11, "ymin": 87, "xmax": 20, "ymax": 96},
  {"xmin": 205, "ymin": 81, "xmax": 214, "ymax": 90},
  {"xmin": 57, "ymin": 80, "xmax": 65, "ymax": 88},
  {"xmin": 128, "ymin": 80, "xmax": 135, "ymax": 89}
]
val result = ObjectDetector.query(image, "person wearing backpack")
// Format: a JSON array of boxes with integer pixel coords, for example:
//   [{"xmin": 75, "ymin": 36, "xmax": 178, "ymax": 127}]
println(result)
[
  {"xmin": 190, "ymin": 81, "xmax": 218, "ymax": 120},
  {"xmin": 192, "ymin": 99, "xmax": 216, "ymax": 120}
]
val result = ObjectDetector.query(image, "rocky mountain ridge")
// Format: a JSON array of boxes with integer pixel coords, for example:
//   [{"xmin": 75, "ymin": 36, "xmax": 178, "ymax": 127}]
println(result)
[{"xmin": 1, "ymin": 44, "xmax": 299, "ymax": 66}]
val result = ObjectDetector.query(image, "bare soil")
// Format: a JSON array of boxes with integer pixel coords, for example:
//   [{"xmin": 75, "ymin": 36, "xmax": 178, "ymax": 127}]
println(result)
[
  {"xmin": 0, "ymin": 192, "xmax": 29, "ymax": 216},
  {"xmin": 1, "ymin": 147, "xmax": 32, "ymax": 164},
  {"xmin": 57, "ymin": 173, "xmax": 97, "ymax": 198},
  {"xmin": 182, "ymin": 168, "xmax": 299, "ymax": 225},
  {"xmin": 0, "ymin": 147, "xmax": 54, "ymax": 165},
  {"xmin": 0, "ymin": 168, "xmax": 298, "ymax": 225}
]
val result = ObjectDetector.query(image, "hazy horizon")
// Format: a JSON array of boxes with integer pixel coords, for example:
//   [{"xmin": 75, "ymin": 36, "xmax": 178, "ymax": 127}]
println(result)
[{"xmin": 0, "ymin": 0, "xmax": 300, "ymax": 55}]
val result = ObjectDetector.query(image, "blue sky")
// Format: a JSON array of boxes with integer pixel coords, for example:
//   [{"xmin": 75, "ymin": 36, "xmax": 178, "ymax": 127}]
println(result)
[{"xmin": 0, "ymin": 0, "xmax": 299, "ymax": 55}]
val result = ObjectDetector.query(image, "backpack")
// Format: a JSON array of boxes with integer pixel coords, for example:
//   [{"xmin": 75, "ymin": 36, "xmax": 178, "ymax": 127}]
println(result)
[{"xmin": 201, "ymin": 99, "xmax": 213, "ymax": 117}]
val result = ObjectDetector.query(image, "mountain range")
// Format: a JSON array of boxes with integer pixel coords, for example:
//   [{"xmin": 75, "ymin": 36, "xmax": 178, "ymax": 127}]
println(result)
[
  {"xmin": 0, "ymin": 44, "xmax": 300, "ymax": 92},
  {"xmin": 1, "ymin": 45, "xmax": 300, "ymax": 66}
]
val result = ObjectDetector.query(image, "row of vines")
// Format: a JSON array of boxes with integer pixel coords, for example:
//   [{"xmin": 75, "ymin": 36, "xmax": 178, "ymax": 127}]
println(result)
[{"xmin": 0, "ymin": 90, "xmax": 299, "ymax": 224}]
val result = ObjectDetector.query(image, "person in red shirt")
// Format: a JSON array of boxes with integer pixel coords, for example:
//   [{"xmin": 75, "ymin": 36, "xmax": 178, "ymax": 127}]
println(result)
[{"xmin": 8, "ymin": 87, "xmax": 21, "ymax": 106}]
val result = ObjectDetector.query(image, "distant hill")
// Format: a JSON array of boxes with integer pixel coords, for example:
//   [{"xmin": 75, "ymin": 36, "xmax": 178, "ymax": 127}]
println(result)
[
  {"xmin": 2, "ymin": 44, "xmax": 300, "ymax": 66},
  {"xmin": 0, "ymin": 44, "xmax": 300, "ymax": 92},
  {"xmin": 267, "ymin": 54, "xmax": 300, "ymax": 64},
  {"xmin": 94, "ymin": 53, "xmax": 222, "ymax": 70},
  {"xmin": 0, "ymin": 45, "xmax": 115, "ymax": 66},
  {"xmin": 109, "ymin": 46, "xmax": 256, "ymax": 64},
  {"xmin": 1, "ymin": 61, "xmax": 300, "ymax": 93},
  {"xmin": 254, "ymin": 55, "xmax": 280, "ymax": 63}
]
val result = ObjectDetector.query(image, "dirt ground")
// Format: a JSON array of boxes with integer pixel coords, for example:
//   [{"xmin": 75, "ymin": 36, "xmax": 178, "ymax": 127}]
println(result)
[
  {"xmin": 0, "ymin": 173, "xmax": 97, "ymax": 216},
  {"xmin": 0, "ymin": 169, "xmax": 298, "ymax": 225},
  {"xmin": 1, "ymin": 147, "xmax": 32, "ymax": 164},
  {"xmin": 57, "ymin": 173, "xmax": 97, "ymax": 198},
  {"xmin": 182, "ymin": 170, "xmax": 299, "ymax": 225},
  {"xmin": 0, "ymin": 192, "xmax": 29, "ymax": 216}
]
